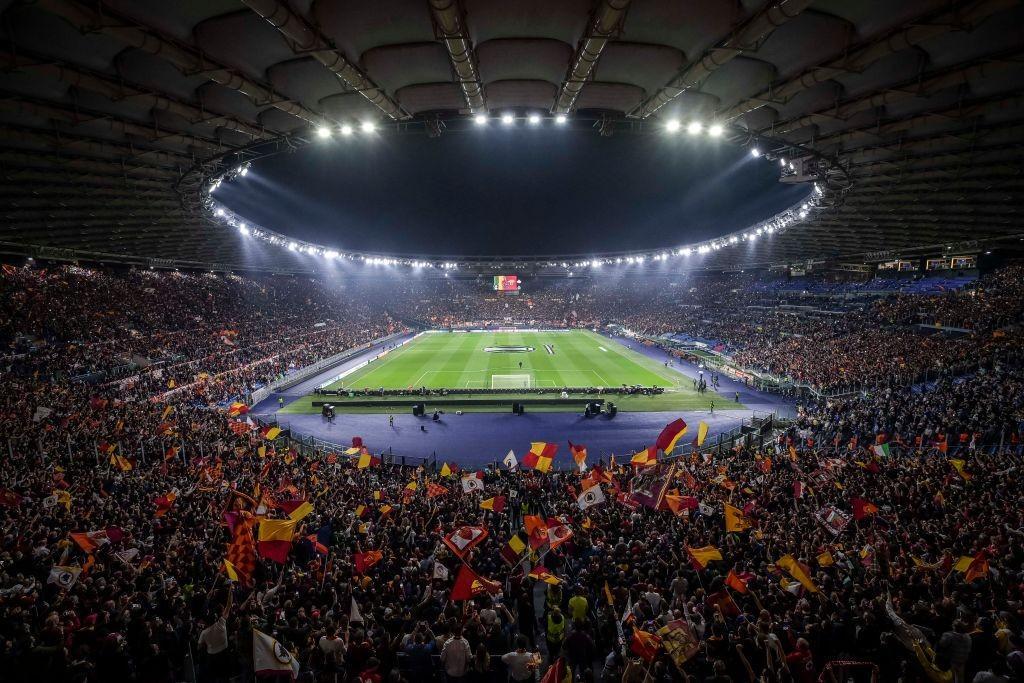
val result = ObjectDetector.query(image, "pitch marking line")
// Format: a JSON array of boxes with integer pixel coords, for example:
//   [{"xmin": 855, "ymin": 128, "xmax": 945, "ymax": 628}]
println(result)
[{"xmin": 598, "ymin": 346, "xmax": 607, "ymax": 352}]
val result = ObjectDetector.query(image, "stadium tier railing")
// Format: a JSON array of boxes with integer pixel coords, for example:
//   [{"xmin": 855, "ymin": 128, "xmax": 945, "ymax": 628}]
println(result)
[{"xmin": 246, "ymin": 330, "xmax": 411, "ymax": 406}]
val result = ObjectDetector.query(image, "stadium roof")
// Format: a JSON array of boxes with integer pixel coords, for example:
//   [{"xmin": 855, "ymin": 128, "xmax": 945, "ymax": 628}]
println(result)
[{"xmin": 0, "ymin": 0, "xmax": 1021, "ymax": 273}]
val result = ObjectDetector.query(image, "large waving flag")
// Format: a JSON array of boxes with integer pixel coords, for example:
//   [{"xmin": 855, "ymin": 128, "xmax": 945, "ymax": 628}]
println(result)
[
  {"xmin": 253, "ymin": 629, "xmax": 300, "ymax": 679},
  {"xmin": 450, "ymin": 563, "xmax": 502, "ymax": 601},
  {"xmin": 503, "ymin": 450, "xmax": 518, "ymax": 470},
  {"xmin": 686, "ymin": 545, "xmax": 723, "ymax": 570},
  {"xmin": 655, "ymin": 418, "xmax": 688, "ymax": 453},
  {"xmin": 522, "ymin": 442, "xmax": 557, "ymax": 472},
  {"xmin": 257, "ymin": 518, "xmax": 297, "ymax": 564},
  {"xmin": 724, "ymin": 503, "xmax": 753, "ymax": 532},
  {"xmin": 568, "ymin": 441, "xmax": 587, "ymax": 471},
  {"xmin": 776, "ymin": 554, "xmax": 819, "ymax": 593},
  {"xmin": 442, "ymin": 525, "xmax": 488, "ymax": 558},
  {"xmin": 577, "ymin": 485, "xmax": 605, "ymax": 511},
  {"xmin": 630, "ymin": 446, "xmax": 658, "ymax": 468},
  {"xmin": 354, "ymin": 550, "xmax": 383, "ymax": 574},
  {"xmin": 480, "ymin": 496, "xmax": 506, "ymax": 512},
  {"xmin": 500, "ymin": 531, "xmax": 529, "ymax": 565},
  {"xmin": 695, "ymin": 420, "xmax": 710, "ymax": 447},
  {"xmin": 226, "ymin": 513, "xmax": 256, "ymax": 585},
  {"xmin": 851, "ymin": 497, "xmax": 879, "ymax": 520},
  {"xmin": 630, "ymin": 629, "xmax": 662, "ymax": 662},
  {"xmin": 461, "ymin": 472, "xmax": 484, "ymax": 494}
]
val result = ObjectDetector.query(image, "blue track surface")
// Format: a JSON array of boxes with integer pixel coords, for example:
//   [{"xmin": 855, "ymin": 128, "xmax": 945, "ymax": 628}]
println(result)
[{"xmin": 252, "ymin": 332, "xmax": 795, "ymax": 469}]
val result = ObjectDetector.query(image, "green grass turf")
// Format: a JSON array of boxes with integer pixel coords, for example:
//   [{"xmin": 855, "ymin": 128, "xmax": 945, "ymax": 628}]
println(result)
[{"xmin": 280, "ymin": 330, "xmax": 743, "ymax": 414}]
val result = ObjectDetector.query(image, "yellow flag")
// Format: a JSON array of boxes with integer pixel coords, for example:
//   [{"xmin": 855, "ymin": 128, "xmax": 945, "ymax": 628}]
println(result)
[
  {"xmin": 288, "ymin": 501, "xmax": 314, "ymax": 522},
  {"xmin": 223, "ymin": 559, "xmax": 239, "ymax": 582},
  {"xmin": 686, "ymin": 545, "xmax": 723, "ymax": 568},
  {"xmin": 696, "ymin": 421, "xmax": 710, "ymax": 447},
  {"xmin": 258, "ymin": 518, "xmax": 297, "ymax": 543},
  {"xmin": 724, "ymin": 503, "xmax": 752, "ymax": 532},
  {"xmin": 777, "ymin": 554, "xmax": 818, "ymax": 593},
  {"xmin": 953, "ymin": 556, "xmax": 974, "ymax": 572},
  {"xmin": 816, "ymin": 550, "xmax": 835, "ymax": 567},
  {"xmin": 440, "ymin": 462, "xmax": 452, "ymax": 477}
]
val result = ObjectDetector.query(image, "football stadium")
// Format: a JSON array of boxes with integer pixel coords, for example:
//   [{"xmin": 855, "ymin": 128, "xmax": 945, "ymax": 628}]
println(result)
[{"xmin": 0, "ymin": 1, "xmax": 1023, "ymax": 682}]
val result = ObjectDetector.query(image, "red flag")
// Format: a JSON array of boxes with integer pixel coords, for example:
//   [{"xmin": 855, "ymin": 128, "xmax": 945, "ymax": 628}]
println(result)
[
  {"xmin": 630, "ymin": 629, "xmax": 662, "ymax": 662},
  {"xmin": 851, "ymin": 497, "xmax": 879, "ymax": 521},
  {"xmin": 442, "ymin": 526, "xmax": 488, "ymax": 558},
  {"xmin": 449, "ymin": 563, "xmax": 501, "ymax": 601},
  {"xmin": 354, "ymin": 550, "xmax": 383, "ymax": 574},
  {"xmin": 725, "ymin": 569, "xmax": 749, "ymax": 594},
  {"xmin": 655, "ymin": 418, "xmax": 688, "ymax": 452},
  {"xmin": 226, "ymin": 513, "xmax": 257, "ymax": 586}
]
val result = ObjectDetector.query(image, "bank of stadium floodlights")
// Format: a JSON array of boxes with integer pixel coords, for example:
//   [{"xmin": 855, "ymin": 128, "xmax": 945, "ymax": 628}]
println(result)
[{"xmin": 193, "ymin": 114, "xmax": 841, "ymax": 271}]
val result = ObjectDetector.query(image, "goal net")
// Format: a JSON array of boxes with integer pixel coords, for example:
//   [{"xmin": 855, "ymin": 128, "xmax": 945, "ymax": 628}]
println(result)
[{"xmin": 491, "ymin": 374, "xmax": 532, "ymax": 389}]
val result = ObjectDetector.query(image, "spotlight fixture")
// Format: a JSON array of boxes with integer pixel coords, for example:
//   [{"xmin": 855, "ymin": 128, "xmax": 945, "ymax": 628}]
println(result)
[
  {"xmin": 474, "ymin": 114, "xmax": 488, "ymax": 125},
  {"xmin": 361, "ymin": 121, "xmax": 376, "ymax": 133},
  {"xmin": 238, "ymin": 224, "xmax": 249, "ymax": 236},
  {"xmin": 665, "ymin": 119, "xmax": 681, "ymax": 133},
  {"xmin": 554, "ymin": 114, "xmax": 567, "ymax": 124},
  {"xmin": 501, "ymin": 113, "xmax": 514, "ymax": 125},
  {"xmin": 687, "ymin": 121, "xmax": 702, "ymax": 135},
  {"xmin": 750, "ymin": 147, "xmax": 761, "ymax": 157},
  {"xmin": 215, "ymin": 208, "xmax": 225, "ymax": 217},
  {"xmin": 316, "ymin": 126, "xmax": 331, "ymax": 139},
  {"xmin": 340, "ymin": 124, "xmax": 353, "ymax": 136},
  {"xmin": 528, "ymin": 113, "xmax": 541, "ymax": 125},
  {"xmin": 287, "ymin": 242, "xmax": 297, "ymax": 251},
  {"xmin": 708, "ymin": 123, "xmax": 724, "ymax": 137}
]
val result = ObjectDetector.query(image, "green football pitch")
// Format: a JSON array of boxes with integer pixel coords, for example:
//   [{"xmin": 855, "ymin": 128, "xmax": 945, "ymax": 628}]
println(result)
[{"xmin": 280, "ymin": 330, "xmax": 742, "ymax": 414}]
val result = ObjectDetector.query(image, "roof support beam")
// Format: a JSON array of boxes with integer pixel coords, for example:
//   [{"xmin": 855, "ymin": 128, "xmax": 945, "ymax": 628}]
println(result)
[
  {"xmin": 552, "ymin": 0, "xmax": 631, "ymax": 114},
  {"xmin": 0, "ymin": 125, "xmax": 193, "ymax": 169},
  {"xmin": 240, "ymin": 0, "xmax": 409, "ymax": 120},
  {"xmin": 36, "ymin": 0, "xmax": 325, "ymax": 127},
  {"xmin": 721, "ymin": 0, "xmax": 1017, "ymax": 124},
  {"xmin": 0, "ymin": 51, "xmax": 270, "ymax": 140},
  {"xmin": 0, "ymin": 98, "xmax": 227, "ymax": 153},
  {"xmin": 429, "ymin": 0, "xmax": 485, "ymax": 114},
  {"xmin": 629, "ymin": 0, "xmax": 813, "ymax": 119},
  {"xmin": 771, "ymin": 51, "xmax": 1024, "ymax": 136}
]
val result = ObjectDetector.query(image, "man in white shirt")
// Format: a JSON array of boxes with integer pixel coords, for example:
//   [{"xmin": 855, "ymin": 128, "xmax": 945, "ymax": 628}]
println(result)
[
  {"xmin": 440, "ymin": 625, "xmax": 472, "ymax": 680},
  {"xmin": 198, "ymin": 589, "xmax": 232, "ymax": 681},
  {"xmin": 501, "ymin": 635, "xmax": 536, "ymax": 682},
  {"xmin": 318, "ymin": 625, "xmax": 346, "ymax": 670}
]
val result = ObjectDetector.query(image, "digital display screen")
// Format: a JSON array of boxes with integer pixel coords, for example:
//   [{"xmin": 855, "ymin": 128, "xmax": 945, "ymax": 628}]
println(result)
[{"xmin": 493, "ymin": 275, "xmax": 520, "ymax": 292}]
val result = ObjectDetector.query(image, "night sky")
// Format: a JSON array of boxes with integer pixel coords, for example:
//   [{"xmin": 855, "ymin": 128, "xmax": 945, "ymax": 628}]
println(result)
[{"xmin": 216, "ymin": 128, "xmax": 810, "ymax": 256}]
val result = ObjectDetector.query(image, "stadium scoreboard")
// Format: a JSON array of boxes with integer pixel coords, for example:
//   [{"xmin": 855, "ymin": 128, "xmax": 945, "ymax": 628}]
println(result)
[{"xmin": 493, "ymin": 275, "xmax": 520, "ymax": 292}]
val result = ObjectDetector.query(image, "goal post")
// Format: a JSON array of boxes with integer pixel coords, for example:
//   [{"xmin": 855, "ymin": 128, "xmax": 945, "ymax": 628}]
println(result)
[{"xmin": 490, "ymin": 374, "xmax": 532, "ymax": 389}]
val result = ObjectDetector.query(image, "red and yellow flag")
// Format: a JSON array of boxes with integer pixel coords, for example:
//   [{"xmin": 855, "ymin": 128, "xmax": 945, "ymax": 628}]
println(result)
[
  {"xmin": 522, "ymin": 442, "xmax": 557, "ymax": 473},
  {"xmin": 655, "ymin": 418, "xmax": 688, "ymax": 453}
]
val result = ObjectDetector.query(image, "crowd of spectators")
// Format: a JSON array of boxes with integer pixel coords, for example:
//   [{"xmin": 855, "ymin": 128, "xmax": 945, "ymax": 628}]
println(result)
[{"xmin": 0, "ymin": 261, "xmax": 1022, "ymax": 682}]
